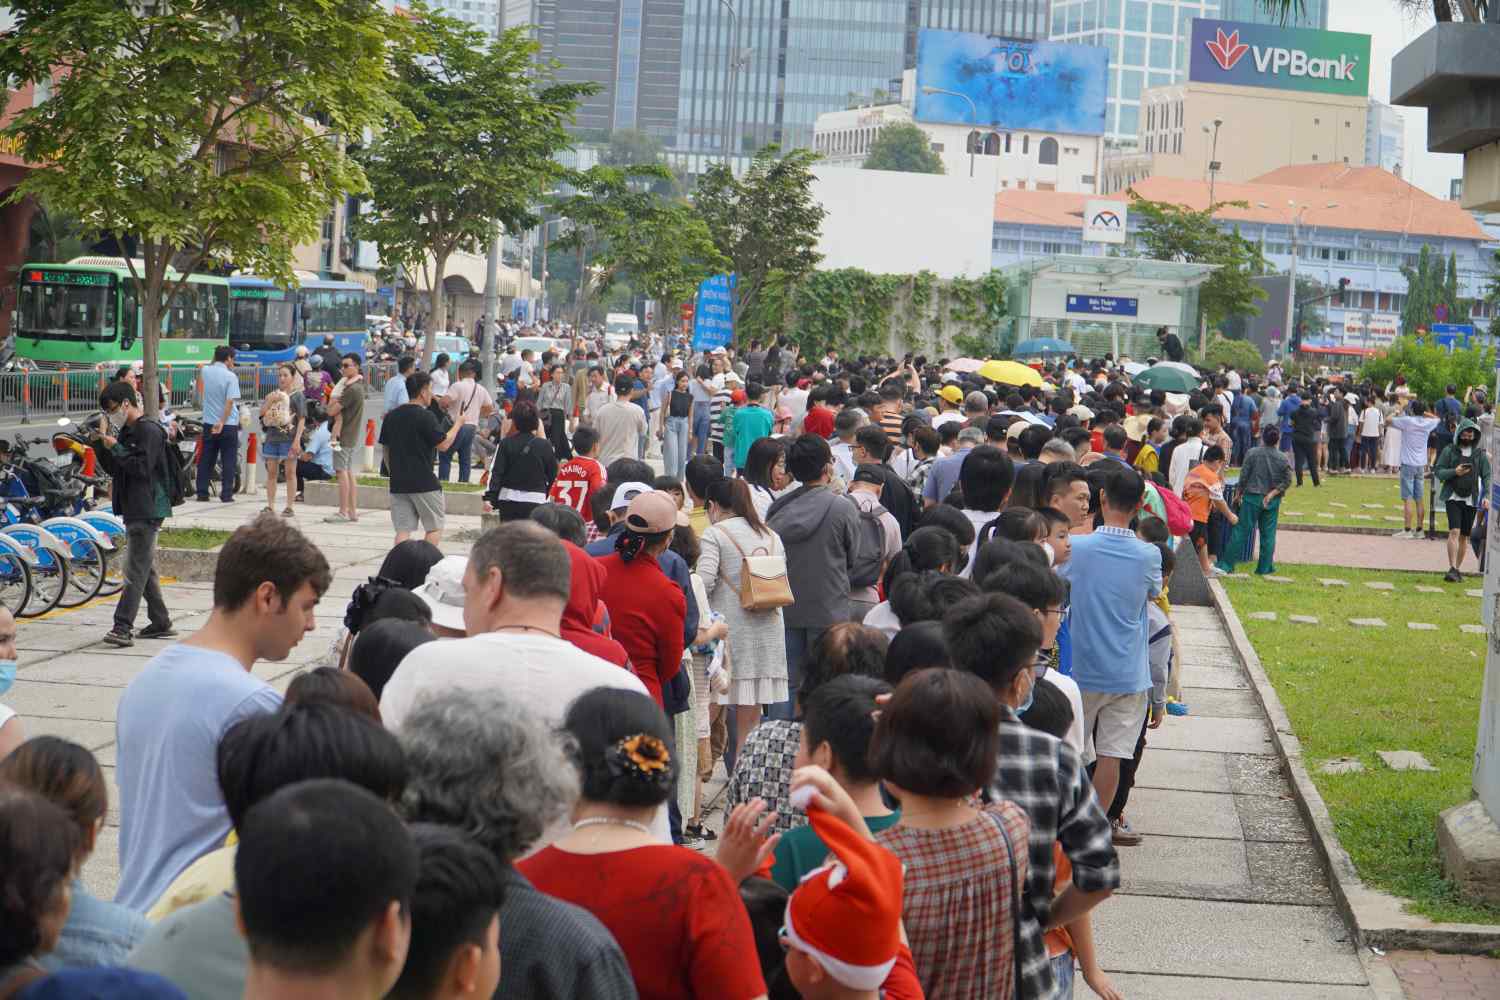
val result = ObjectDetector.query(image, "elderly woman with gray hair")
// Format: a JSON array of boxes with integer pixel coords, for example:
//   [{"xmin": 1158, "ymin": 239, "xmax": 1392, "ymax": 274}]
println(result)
[{"xmin": 398, "ymin": 689, "xmax": 639, "ymax": 1000}]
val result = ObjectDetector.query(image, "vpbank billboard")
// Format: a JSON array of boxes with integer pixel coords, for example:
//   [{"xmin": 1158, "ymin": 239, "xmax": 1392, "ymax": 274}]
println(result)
[{"xmin": 1188, "ymin": 18, "xmax": 1370, "ymax": 97}]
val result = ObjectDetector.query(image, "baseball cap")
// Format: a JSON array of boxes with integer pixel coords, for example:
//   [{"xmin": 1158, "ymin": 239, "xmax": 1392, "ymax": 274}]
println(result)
[
  {"xmin": 625, "ymin": 490, "xmax": 679, "ymax": 533},
  {"xmin": 851, "ymin": 464, "xmax": 886, "ymax": 487},
  {"xmin": 412, "ymin": 555, "xmax": 468, "ymax": 632},
  {"xmin": 938, "ymin": 385, "xmax": 964, "ymax": 405},
  {"xmin": 1067, "ymin": 404, "xmax": 1095, "ymax": 422},
  {"xmin": 608, "ymin": 481, "xmax": 654, "ymax": 511}
]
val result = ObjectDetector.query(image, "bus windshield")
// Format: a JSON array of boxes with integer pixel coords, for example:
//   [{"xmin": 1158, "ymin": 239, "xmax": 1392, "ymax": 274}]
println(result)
[
  {"xmin": 229, "ymin": 289, "xmax": 295, "ymax": 349},
  {"xmin": 14, "ymin": 271, "xmax": 117, "ymax": 342}
]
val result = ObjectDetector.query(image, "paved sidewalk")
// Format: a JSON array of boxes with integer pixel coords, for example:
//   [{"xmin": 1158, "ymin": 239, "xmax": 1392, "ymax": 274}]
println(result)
[
  {"xmin": 1074, "ymin": 602, "xmax": 1382, "ymax": 998},
  {"xmin": 1387, "ymin": 950, "xmax": 1500, "ymax": 999},
  {"xmin": 1275, "ymin": 529, "xmax": 1458, "ymax": 574},
  {"xmin": 8, "ymin": 496, "xmax": 484, "ymax": 903}
]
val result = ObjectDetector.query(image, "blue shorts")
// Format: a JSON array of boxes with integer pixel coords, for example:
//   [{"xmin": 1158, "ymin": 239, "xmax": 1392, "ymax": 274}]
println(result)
[
  {"xmin": 261, "ymin": 440, "xmax": 292, "ymax": 460},
  {"xmin": 1400, "ymin": 464, "xmax": 1425, "ymax": 501}
]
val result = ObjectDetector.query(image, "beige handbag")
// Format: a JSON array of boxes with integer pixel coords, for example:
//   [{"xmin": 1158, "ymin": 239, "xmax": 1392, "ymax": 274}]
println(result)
[{"xmin": 720, "ymin": 526, "xmax": 794, "ymax": 611}]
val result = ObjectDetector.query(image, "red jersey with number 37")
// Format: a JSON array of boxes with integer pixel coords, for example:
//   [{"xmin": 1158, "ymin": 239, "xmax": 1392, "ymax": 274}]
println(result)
[{"xmin": 549, "ymin": 456, "xmax": 604, "ymax": 520}]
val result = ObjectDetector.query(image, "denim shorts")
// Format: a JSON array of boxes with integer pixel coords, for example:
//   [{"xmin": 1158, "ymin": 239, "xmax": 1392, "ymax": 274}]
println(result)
[
  {"xmin": 1400, "ymin": 464, "xmax": 1425, "ymax": 501},
  {"xmin": 261, "ymin": 439, "xmax": 291, "ymax": 460}
]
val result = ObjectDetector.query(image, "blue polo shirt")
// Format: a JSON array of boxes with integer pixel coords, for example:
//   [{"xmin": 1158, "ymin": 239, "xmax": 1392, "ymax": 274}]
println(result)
[
  {"xmin": 1057, "ymin": 525, "xmax": 1162, "ymax": 694},
  {"xmin": 921, "ymin": 448, "xmax": 969, "ymax": 505},
  {"xmin": 200, "ymin": 362, "xmax": 240, "ymax": 426}
]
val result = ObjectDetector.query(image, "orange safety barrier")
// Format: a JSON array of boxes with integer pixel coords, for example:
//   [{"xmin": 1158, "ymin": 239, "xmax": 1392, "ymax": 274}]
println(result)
[
  {"xmin": 81, "ymin": 448, "xmax": 96, "ymax": 477},
  {"xmin": 245, "ymin": 432, "xmax": 258, "ymax": 465},
  {"xmin": 364, "ymin": 419, "xmax": 376, "ymax": 446},
  {"xmin": 60, "ymin": 371, "xmax": 69, "ymax": 405},
  {"xmin": 193, "ymin": 436, "xmax": 203, "ymax": 463},
  {"xmin": 21, "ymin": 379, "xmax": 29, "ymax": 411}
]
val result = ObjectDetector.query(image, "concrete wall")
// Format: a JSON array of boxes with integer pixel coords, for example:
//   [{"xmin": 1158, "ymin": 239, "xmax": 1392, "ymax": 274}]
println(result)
[{"xmin": 810, "ymin": 164, "xmax": 995, "ymax": 279}]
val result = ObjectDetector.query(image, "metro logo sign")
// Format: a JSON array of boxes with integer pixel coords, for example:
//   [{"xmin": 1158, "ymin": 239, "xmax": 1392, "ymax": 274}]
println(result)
[
  {"xmin": 1205, "ymin": 28, "xmax": 1249, "ymax": 72},
  {"xmin": 1188, "ymin": 18, "xmax": 1370, "ymax": 97}
]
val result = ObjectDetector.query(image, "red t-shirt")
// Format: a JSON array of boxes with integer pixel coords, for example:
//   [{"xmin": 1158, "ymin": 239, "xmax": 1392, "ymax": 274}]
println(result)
[
  {"xmin": 519, "ymin": 845, "xmax": 767, "ymax": 1000},
  {"xmin": 802, "ymin": 406, "xmax": 834, "ymax": 438},
  {"xmin": 550, "ymin": 455, "xmax": 604, "ymax": 519},
  {"xmin": 595, "ymin": 551, "xmax": 686, "ymax": 707}
]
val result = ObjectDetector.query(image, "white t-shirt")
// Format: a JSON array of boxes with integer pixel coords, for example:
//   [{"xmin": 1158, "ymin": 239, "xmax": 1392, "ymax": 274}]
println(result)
[
  {"xmin": 931, "ymin": 411, "xmax": 964, "ymax": 430},
  {"xmin": 430, "ymin": 367, "xmax": 451, "ymax": 398},
  {"xmin": 380, "ymin": 631, "xmax": 669, "ymax": 843},
  {"xmin": 780, "ymin": 387, "xmax": 809, "ymax": 421},
  {"xmin": 1042, "ymin": 671, "xmax": 1085, "ymax": 757},
  {"xmin": 1360, "ymin": 406, "xmax": 1381, "ymax": 437},
  {"xmin": 1225, "ymin": 370, "xmax": 1242, "ymax": 392},
  {"xmin": 1390, "ymin": 414, "xmax": 1440, "ymax": 468},
  {"xmin": 960, "ymin": 508, "xmax": 999, "ymax": 579},
  {"xmin": 1169, "ymin": 437, "xmax": 1206, "ymax": 495}
]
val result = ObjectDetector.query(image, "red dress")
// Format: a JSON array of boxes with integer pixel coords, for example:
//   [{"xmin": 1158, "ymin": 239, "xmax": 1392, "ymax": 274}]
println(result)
[
  {"xmin": 519, "ymin": 845, "xmax": 767, "ymax": 1000},
  {"xmin": 595, "ymin": 551, "xmax": 686, "ymax": 707}
]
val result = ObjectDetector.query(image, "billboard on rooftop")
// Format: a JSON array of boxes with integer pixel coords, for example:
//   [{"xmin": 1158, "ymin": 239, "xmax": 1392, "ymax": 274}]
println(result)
[{"xmin": 913, "ymin": 30, "xmax": 1108, "ymax": 137}]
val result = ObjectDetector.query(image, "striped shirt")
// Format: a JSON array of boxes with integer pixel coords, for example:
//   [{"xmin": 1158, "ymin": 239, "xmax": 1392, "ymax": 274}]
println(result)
[
  {"xmin": 710, "ymin": 388, "xmax": 732, "ymax": 444},
  {"xmin": 878, "ymin": 407, "xmax": 905, "ymax": 445}
]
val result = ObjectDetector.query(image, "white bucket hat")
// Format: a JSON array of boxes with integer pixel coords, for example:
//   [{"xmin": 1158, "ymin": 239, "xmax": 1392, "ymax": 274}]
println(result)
[{"xmin": 413, "ymin": 555, "xmax": 468, "ymax": 632}]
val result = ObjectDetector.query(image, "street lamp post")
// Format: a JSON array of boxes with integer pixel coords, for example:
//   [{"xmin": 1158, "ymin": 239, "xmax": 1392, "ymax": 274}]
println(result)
[
  {"xmin": 1202, "ymin": 117, "xmax": 1223, "ymax": 205},
  {"xmin": 1259, "ymin": 199, "xmax": 1338, "ymax": 360},
  {"xmin": 715, "ymin": 0, "xmax": 740, "ymax": 167},
  {"xmin": 921, "ymin": 85, "xmax": 979, "ymax": 177}
]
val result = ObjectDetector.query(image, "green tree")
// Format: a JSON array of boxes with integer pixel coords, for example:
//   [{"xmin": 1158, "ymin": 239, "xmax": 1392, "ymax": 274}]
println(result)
[
  {"xmin": 1400, "ymin": 244, "xmax": 1446, "ymax": 337},
  {"xmin": 617, "ymin": 203, "xmax": 728, "ymax": 335},
  {"xmin": 1361, "ymin": 335, "xmax": 1494, "ymax": 403},
  {"xmin": 1261, "ymin": 0, "xmax": 1487, "ymax": 23},
  {"xmin": 0, "ymin": 0, "xmax": 401, "ymax": 415},
  {"xmin": 1126, "ymin": 191, "xmax": 1269, "ymax": 334},
  {"xmin": 1205, "ymin": 335, "xmax": 1267, "ymax": 375},
  {"xmin": 863, "ymin": 124, "xmax": 945, "ymax": 174},
  {"xmin": 1295, "ymin": 276, "xmax": 1329, "ymax": 337},
  {"xmin": 696, "ymin": 146, "xmax": 826, "ymax": 330},
  {"xmin": 354, "ymin": 9, "xmax": 593, "ymax": 366},
  {"xmin": 549, "ymin": 164, "xmax": 675, "ymax": 325}
]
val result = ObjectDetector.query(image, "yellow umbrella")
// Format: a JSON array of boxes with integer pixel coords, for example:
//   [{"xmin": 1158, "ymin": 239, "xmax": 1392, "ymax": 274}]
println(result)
[{"xmin": 977, "ymin": 359, "xmax": 1044, "ymax": 388}]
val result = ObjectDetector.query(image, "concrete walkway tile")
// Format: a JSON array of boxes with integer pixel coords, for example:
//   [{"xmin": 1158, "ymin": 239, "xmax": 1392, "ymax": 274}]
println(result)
[
  {"xmin": 1, "ymin": 680, "xmax": 123, "ymax": 722},
  {"xmin": 1165, "ymin": 607, "xmax": 1222, "ymax": 626},
  {"xmin": 1118, "ymin": 835, "xmax": 1250, "ymax": 890},
  {"xmin": 1148, "ymin": 714, "xmax": 1273, "ymax": 754},
  {"xmin": 1467, "ymin": 588, "xmax": 1485, "ymax": 598},
  {"xmin": 1317, "ymin": 578, "xmax": 1348, "ymax": 587},
  {"xmin": 1407, "ymin": 622, "xmax": 1438, "ymax": 630},
  {"xmin": 1235, "ymin": 793, "xmax": 1310, "ymax": 843},
  {"xmin": 80, "ymin": 824, "xmax": 120, "ymax": 902},
  {"xmin": 1245, "ymin": 841, "xmax": 1332, "ymax": 905},
  {"xmin": 1281, "ymin": 510, "xmax": 1304, "ymax": 517},
  {"xmin": 1133, "ymin": 748, "xmax": 1232, "ymax": 794},
  {"xmin": 1364, "ymin": 581, "xmax": 1395, "ymax": 590},
  {"xmin": 1361, "ymin": 503, "xmax": 1385, "ymax": 509},
  {"xmin": 24, "ymin": 716, "xmax": 114, "ymax": 753},
  {"xmin": 1071, "ymin": 973, "xmax": 1373, "ymax": 999},
  {"xmin": 1126, "ymin": 787, "xmax": 1244, "ymax": 840},
  {"xmin": 1382, "ymin": 515, "xmax": 1403, "ymax": 522},
  {"xmin": 1462, "ymin": 624, "xmax": 1487, "ymax": 634},
  {"xmin": 1350, "ymin": 514, "xmax": 1373, "ymax": 520},
  {"xmin": 1173, "ymin": 663, "xmax": 1251, "ymax": 693},
  {"xmin": 1377, "ymin": 749, "xmax": 1437, "ymax": 772},
  {"xmin": 1415, "ymin": 585, "xmax": 1444, "ymax": 593},
  {"xmin": 1183, "ymin": 649, "xmax": 1243, "ymax": 670},
  {"xmin": 21, "ymin": 652, "xmax": 151, "ymax": 687},
  {"xmin": 1087, "ymin": 897, "xmax": 1364, "ymax": 985},
  {"xmin": 17, "ymin": 629, "xmax": 103, "ymax": 653},
  {"xmin": 1177, "ymin": 687, "xmax": 1263, "ymax": 720},
  {"xmin": 1348, "ymin": 618, "xmax": 1387, "ymax": 627},
  {"xmin": 1226, "ymin": 754, "xmax": 1294, "ymax": 798}
]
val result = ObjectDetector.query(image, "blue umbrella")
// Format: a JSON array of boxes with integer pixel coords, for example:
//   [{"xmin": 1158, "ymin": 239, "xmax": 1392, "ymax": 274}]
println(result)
[{"xmin": 1011, "ymin": 337, "xmax": 1074, "ymax": 357}]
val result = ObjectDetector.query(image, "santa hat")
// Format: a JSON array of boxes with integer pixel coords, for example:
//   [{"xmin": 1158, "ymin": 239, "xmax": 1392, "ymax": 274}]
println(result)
[{"xmin": 781, "ymin": 789, "xmax": 904, "ymax": 991}]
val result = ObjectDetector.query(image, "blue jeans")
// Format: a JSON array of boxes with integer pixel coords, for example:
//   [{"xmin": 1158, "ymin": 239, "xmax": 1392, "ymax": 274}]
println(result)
[
  {"xmin": 1230, "ymin": 423, "xmax": 1252, "ymax": 465},
  {"xmin": 663, "ymin": 415, "xmax": 690, "ymax": 479},
  {"xmin": 439, "ymin": 424, "xmax": 476, "ymax": 482},
  {"xmin": 770, "ymin": 626, "xmax": 823, "ymax": 720},
  {"xmin": 196, "ymin": 425, "xmax": 238, "ymax": 501},
  {"xmin": 1050, "ymin": 953, "xmax": 1075, "ymax": 996},
  {"xmin": 692, "ymin": 403, "xmax": 711, "ymax": 455}
]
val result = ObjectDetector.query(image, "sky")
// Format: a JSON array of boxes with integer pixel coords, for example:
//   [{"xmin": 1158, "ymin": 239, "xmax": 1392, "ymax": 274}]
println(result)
[{"xmin": 1327, "ymin": 0, "xmax": 1463, "ymax": 199}]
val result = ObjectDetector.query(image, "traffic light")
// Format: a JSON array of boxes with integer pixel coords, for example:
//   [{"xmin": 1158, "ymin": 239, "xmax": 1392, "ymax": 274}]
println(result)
[{"xmin": 1337, "ymin": 277, "xmax": 1351, "ymax": 304}]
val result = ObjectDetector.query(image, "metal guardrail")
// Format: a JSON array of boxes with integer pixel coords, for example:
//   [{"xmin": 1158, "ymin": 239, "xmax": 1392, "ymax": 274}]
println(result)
[{"xmin": 0, "ymin": 359, "xmax": 400, "ymax": 423}]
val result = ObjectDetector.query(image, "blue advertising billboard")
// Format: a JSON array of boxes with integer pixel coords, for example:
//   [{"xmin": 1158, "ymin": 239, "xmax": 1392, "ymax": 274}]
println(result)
[
  {"xmin": 913, "ymin": 30, "xmax": 1108, "ymax": 136},
  {"xmin": 692, "ymin": 274, "xmax": 735, "ymax": 351}
]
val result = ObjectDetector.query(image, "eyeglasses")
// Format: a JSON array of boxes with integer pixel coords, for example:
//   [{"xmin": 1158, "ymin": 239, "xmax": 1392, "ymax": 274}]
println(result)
[{"xmin": 1040, "ymin": 606, "xmax": 1069, "ymax": 621}]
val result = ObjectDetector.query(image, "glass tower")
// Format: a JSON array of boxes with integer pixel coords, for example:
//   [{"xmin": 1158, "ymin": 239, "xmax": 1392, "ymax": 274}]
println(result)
[
  {"xmin": 427, "ymin": 0, "xmax": 503, "ymax": 33},
  {"xmin": 1217, "ymin": 0, "xmax": 1326, "ymax": 28},
  {"xmin": 1049, "ymin": 0, "xmax": 1219, "ymax": 142}
]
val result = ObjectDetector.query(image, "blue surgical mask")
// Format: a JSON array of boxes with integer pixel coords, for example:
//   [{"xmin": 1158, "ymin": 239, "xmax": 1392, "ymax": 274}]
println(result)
[
  {"xmin": 1015, "ymin": 670, "xmax": 1035, "ymax": 715},
  {"xmin": 0, "ymin": 660, "xmax": 15, "ymax": 698}
]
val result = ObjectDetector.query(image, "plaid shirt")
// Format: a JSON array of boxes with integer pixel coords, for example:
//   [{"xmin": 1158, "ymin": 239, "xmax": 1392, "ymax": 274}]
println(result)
[
  {"xmin": 986, "ymin": 707, "xmax": 1119, "ymax": 1000},
  {"xmin": 725, "ymin": 719, "xmax": 807, "ymax": 834}
]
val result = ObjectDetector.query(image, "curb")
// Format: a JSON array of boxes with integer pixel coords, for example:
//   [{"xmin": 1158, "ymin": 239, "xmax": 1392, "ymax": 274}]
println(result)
[
  {"xmin": 1278, "ymin": 522, "xmax": 1445, "ymax": 538},
  {"xmin": 1208, "ymin": 578, "xmax": 1500, "ymax": 955}
]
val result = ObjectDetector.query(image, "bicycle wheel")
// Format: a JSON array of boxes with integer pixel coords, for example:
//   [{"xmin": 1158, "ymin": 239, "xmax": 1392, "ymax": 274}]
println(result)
[
  {"xmin": 98, "ymin": 538, "xmax": 125, "ymax": 597},
  {"xmin": 20, "ymin": 547, "xmax": 69, "ymax": 618},
  {"xmin": 0, "ymin": 551, "xmax": 33, "ymax": 616},
  {"xmin": 58, "ymin": 536, "xmax": 106, "ymax": 608}
]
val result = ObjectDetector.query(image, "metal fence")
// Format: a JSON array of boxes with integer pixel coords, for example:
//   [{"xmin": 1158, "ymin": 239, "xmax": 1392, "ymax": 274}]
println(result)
[{"xmin": 0, "ymin": 359, "xmax": 400, "ymax": 424}]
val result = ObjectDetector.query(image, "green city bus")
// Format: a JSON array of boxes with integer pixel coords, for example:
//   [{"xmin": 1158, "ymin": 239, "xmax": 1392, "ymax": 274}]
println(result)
[{"xmin": 12, "ymin": 258, "xmax": 230, "ymax": 385}]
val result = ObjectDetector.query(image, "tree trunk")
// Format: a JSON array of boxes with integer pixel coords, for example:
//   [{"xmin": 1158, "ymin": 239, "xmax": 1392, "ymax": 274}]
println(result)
[
  {"xmin": 574, "ymin": 244, "xmax": 587, "ymax": 327},
  {"xmin": 140, "ymin": 251, "xmax": 165, "ymax": 420},
  {"xmin": 424, "ymin": 251, "xmax": 448, "ymax": 370}
]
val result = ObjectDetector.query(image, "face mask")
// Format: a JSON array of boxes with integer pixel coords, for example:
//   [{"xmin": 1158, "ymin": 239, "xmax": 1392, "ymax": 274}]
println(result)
[
  {"xmin": 1015, "ymin": 669, "xmax": 1036, "ymax": 714},
  {"xmin": 0, "ymin": 660, "xmax": 15, "ymax": 698}
]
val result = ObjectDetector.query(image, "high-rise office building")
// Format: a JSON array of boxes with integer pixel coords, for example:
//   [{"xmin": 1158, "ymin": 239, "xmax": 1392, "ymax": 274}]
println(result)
[
  {"xmin": 1217, "ymin": 0, "xmax": 1325, "ymax": 28},
  {"xmin": 1365, "ymin": 99, "xmax": 1405, "ymax": 176},
  {"xmin": 1049, "ymin": 0, "xmax": 1219, "ymax": 141},
  {"xmin": 427, "ymin": 0, "xmax": 503, "ymax": 33},
  {"xmin": 904, "ymin": 0, "xmax": 1052, "ymax": 66},
  {"xmin": 534, "ymin": 0, "xmax": 683, "ymax": 143}
]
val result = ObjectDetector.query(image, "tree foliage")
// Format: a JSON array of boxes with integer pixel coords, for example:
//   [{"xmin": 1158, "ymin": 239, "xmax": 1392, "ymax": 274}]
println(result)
[
  {"xmin": 0, "ymin": 0, "xmax": 402, "ymax": 415},
  {"xmin": 862, "ymin": 124, "xmax": 945, "ymax": 175},
  {"xmin": 1399, "ymin": 244, "xmax": 1469, "ymax": 337},
  {"xmin": 696, "ymin": 146, "xmax": 826, "ymax": 331},
  {"xmin": 354, "ymin": 8, "xmax": 594, "ymax": 365},
  {"xmin": 1205, "ymin": 335, "xmax": 1267, "ymax": 375},
  {"xmin": 1125, "ymin": 191, "xmax": 1269, "ymax": 335},
  {"xmin": 549, "ymin": 164, "xmax": 673, "ymax": 325},
  {"xmin": 1361, "ymin": 335, "xmax": 1494, "ymax": 403},
  {"xmin": 1261, "ymin": 0, "xmax": 1487, "ymax": 23}
]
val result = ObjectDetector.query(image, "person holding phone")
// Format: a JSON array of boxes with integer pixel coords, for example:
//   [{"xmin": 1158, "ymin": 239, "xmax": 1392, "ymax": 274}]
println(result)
[{"xmin": 1435, "ymin": 417, "xmax": 1491, "ymax": 582}]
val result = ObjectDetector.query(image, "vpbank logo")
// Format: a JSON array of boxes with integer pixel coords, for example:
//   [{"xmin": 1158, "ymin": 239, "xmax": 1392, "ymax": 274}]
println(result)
[
  {"xmin": 1189, "ymin": 18, "xmax": 1370, "ymax": 97},
  {"xmin": 1205, "ymin": 28, "xmax": 1249, "ymax": 72}
]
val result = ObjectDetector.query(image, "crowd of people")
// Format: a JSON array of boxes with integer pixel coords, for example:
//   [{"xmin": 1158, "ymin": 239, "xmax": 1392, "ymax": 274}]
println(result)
[{"xmin": 0, "ymin": 324, "xmax": 1491, "ymax": 1000}]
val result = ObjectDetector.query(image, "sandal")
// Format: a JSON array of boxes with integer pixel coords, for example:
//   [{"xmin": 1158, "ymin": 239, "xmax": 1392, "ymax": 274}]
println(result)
[
  {"xmin": 281, "ymin": 507, "xmax": 295, "ymax": 517},
  {"xmin": 260, "ymin": 506, "xmax": 273, "ymax": 514}
]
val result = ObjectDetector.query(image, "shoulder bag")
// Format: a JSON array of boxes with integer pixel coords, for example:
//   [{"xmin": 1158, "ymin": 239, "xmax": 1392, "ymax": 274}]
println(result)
[{"xmin": 718, "ymin": 524, "xmax": 794, "ymax": 611}]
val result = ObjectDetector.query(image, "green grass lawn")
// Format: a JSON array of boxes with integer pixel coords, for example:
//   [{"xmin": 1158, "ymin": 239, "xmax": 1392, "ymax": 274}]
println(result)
[
  {"xmin": 1223, "ymin": 563, "xmax": 1500, "ymax": 924},
  {"xmin": 1257, "ymin": 473, "xmax": 1414, "ymax": 530},
  {"xmin": 158, "ymin": 527, "xmax": 233, "ymax": 550},
  {"xmin": 356, "ymin": 475, "xmax": 484, "ymax": 493}
]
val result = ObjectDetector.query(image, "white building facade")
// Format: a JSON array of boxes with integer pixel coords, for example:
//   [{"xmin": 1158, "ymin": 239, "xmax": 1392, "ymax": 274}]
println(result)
[{"xmin": 1364, "ymin": 99, "xmax": 1406, "ymax": 176}]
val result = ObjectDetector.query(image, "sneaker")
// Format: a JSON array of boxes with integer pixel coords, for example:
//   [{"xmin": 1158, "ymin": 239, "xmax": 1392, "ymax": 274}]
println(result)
[
  {"xmin": 1204, "ymin": 566, "xmax": 1226, "ymax": 579},
  {"xmin": 1393, "ymin": 530, "xmax": 1412, "ymax": 539},
  {"xmin": 322, "ymin": 512, "xmax": 351, "ymax": 523},
  {"xmin": 1111, "ymin": 817, "xmax": 1143, "ymax": 847},
  {"xmin": 1444, "ymin": 567, "xmax": 1462, "ymax": 583},
  {"xmin": 101, "ymin": 629, "xmax": 134, "ymax": 648},
  {"xmin": 138, "ymin": 623, "xmax": 178, "ymax": 640}
]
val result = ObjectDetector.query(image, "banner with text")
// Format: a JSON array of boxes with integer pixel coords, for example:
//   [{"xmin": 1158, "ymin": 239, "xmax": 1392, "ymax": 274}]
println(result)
[{"xmin": 692, "ymin": 274, "xmax": 736, "ymax": 351}]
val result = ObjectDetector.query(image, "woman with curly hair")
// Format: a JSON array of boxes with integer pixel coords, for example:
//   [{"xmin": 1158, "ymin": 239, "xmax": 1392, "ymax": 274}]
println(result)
[
  {"xmin": 519, "ymin": 687, "xmax": 767, "ymax": 1000},
  {"xmin": 0, "ymin": 786, "xmax": 78, "ymax": 994}
]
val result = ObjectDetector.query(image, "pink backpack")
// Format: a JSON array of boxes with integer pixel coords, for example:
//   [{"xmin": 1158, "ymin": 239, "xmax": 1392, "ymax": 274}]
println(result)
[{"xmin": 1149, "ymin": 481, "xmax": 1194, "ymax": 537}]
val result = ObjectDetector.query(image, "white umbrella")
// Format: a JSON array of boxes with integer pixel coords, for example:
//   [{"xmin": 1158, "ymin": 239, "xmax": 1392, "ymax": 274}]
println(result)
[
  {"xmin": 1156, "ymin": 360, "xmax": 1201, "ymax": 376},
  {"xmin": 1122, "ymin": 361, "xmax": 1148, "ymax": 376},
  {"xmin": 946, "ymin": 357, "xmax": 984, "ymax": 374}
]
